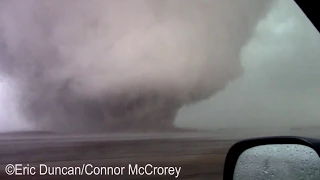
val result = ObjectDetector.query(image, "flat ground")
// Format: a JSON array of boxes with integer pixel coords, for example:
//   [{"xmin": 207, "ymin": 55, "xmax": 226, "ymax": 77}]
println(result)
[{"xmin": 0, "ymin": 129, "xmax": 318, "ymax": 180}]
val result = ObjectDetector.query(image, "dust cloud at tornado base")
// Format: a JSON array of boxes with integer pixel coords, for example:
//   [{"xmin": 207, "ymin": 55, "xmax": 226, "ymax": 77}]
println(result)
[{"xmin": 0, "ymin": 0, "xmax": 275, "ymax": 133}]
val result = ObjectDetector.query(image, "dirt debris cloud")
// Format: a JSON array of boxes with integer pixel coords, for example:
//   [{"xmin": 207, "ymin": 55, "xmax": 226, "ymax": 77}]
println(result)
[{"xmin": 0, "ymin": 0, "xmax": 275, "ymax": 132}]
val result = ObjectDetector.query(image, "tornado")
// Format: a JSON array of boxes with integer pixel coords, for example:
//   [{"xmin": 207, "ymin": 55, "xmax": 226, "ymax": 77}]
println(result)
[{"xmin": 0, "ymin": 0, "xmax": 275, "ymax": 133}]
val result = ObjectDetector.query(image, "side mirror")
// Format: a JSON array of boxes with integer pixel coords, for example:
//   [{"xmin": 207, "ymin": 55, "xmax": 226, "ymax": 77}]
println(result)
[{"xmin": 223, "ymin": 136, "xmax": 320, "ymax": 180}]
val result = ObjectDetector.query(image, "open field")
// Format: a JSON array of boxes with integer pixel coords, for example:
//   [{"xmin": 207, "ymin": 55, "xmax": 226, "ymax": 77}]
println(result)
[
  {"xmin": 0, "ymin": 129, "xmax": 318, "ymax": 180},
  {"xmin": 0, "ymin": 132, "xmax": 236, "ymax": 180}
]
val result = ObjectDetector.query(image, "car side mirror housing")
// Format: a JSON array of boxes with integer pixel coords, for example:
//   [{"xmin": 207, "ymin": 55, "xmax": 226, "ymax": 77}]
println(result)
[{"xmin": 223, "ymin": 136, "xmax": 320, "ymax": 180}]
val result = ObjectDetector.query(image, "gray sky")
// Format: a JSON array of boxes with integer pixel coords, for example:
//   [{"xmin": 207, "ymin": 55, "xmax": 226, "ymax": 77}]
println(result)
[
  {"xmin": 176, "ymin": 0, "xmax": 320, "ymax": 129},
  {"xmin": 0, "ymin": 0, "xmax": 319, "ymax": 132}
]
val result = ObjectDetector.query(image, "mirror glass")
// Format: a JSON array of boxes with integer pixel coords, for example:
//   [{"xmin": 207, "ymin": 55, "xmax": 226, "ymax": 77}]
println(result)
[{"xmin": 233, "ymin": 144, "xmax": 320, "ymax": 180}]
